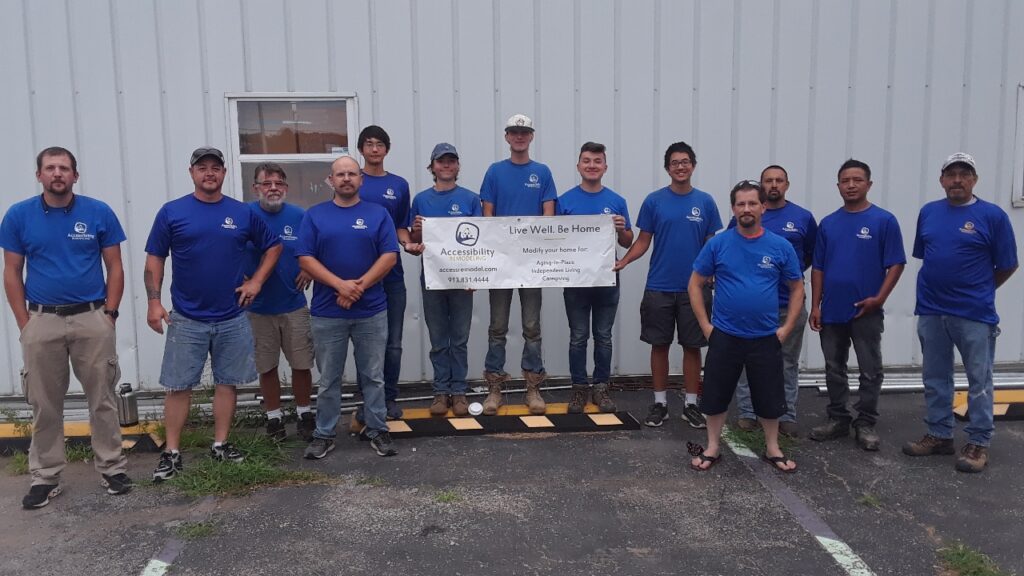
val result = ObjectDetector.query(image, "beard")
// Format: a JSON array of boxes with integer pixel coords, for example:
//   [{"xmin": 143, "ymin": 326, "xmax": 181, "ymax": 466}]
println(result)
[{"xmin": 260, "ymin": 197, "xmax": 284, "ymax": 213}]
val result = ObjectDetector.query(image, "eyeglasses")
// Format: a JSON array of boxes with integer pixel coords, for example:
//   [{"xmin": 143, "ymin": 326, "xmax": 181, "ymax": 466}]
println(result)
[
  {"xmin": 669, "ymin": 159, "xmax": 693, "ymax": 168},
  {"xmin": 257, "ymin": 180, "xmax": 289, "ymax": 188}
]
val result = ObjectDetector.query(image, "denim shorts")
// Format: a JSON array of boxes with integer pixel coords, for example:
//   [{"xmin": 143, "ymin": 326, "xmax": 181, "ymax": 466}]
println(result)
[{"xmin": 160, "ymin": 311, "xmax": 257, "ymax": 391}]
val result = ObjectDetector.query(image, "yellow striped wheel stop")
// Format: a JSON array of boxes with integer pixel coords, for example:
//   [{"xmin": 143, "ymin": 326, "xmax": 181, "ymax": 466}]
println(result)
[{"xmin": 953, "ymin": 389, "xmax": 1024, "ymax": 421}]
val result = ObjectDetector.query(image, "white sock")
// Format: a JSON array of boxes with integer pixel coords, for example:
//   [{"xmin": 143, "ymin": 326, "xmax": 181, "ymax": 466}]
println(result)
[
  {"xmin": 266, "ymin": 408, "xmax": 284, "ymax": 420},
  {"xmin": 296, "ymin": 405, "xmax": 311, "ymax": 415},
  {"xmin": 212, "ymin": 441, "xmax": 223, "ymax": 448},
  {"xmin": 654, "ymin": 391, "xmax": 667, "ymax": 406},
  {"xmin": 685, "ymin": 393, "xmax": 698, "ymax": 406}
]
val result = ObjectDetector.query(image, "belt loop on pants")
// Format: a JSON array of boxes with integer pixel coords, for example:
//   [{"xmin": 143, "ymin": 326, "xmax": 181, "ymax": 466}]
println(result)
[{"xmin": 27, "ymin": 299, "xmax": 106, "ymax": 316}]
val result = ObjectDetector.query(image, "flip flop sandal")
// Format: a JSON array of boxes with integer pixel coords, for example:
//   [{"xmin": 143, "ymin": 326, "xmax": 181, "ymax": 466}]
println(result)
[
  {"xmin": 762, "ymin": 453, "xmax": 797, "ymax": 473},
  {"xmin": 690, "ymin": 453, "xmax": 721, "ymax": 472}
]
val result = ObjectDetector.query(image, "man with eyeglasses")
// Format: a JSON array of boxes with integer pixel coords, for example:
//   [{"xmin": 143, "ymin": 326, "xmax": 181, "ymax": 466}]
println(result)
[
  {"xmin": 903, "ymin": 153, "xmax": 1017, "ymax": 473},
  {"xmin": 728, "ymin": 165, "xmax": 817, "ymax": 438},
  {"xmin": 357, "ymin": 125, "xmax": 414, "ymax": 421},
  {"xmin": 809, "ymin": 159, "xmax": 905, "ymax": 451},
  {"xmin": 245, "ymin": 163, "xmax": 316, "ymax": 441},
  {"xmin": 479, "ymin": 113, "xmax": 557, "ymax": 416},
  {"xmin": 614, "ymin": 141, "xmax": 722, "ymax": 429},
  {"xmin": 145, "ymin": 147, "xmax": 283, "ymax": 481},
  {"xmin": 688, "ymin": 180, "xmax": 803, "ymax": 473}
]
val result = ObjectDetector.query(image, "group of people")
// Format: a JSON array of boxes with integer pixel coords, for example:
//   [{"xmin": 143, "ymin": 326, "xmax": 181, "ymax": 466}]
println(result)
[{"xmin": 2, "ymin": 113, "xmax": 1017, "ymax": 511}]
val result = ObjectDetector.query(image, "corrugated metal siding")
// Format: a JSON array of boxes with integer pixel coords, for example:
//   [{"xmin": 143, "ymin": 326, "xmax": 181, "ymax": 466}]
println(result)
[{"xmin": 1, "ymin": 0, "xmax": 1022, "ymax": 396}]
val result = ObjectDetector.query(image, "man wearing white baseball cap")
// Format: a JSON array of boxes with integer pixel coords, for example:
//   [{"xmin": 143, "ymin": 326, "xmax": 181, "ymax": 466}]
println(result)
[
  {"xmin": 479, "ymin": 114, "xmax": 557, "ymax": 415},
  {"xmin": 903, "ymin": 152, "xmax": 1018, "ymax": 473}
]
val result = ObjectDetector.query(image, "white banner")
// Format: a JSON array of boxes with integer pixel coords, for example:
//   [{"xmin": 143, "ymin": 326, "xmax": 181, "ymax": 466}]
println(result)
[{"xmin": 422, "ymin": 216, "xmax": 617, "ymax": 290}]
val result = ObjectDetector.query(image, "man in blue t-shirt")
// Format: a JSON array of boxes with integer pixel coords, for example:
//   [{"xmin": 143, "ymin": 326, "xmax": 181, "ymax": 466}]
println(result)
[
  {"xmin": 479, "ymin": 113, "xmax": 557, "ymax": 416},
  {"xmin": 145, "ymin": 147, "xmax": 283, "ymax": 481},
  {"xmin": 357, "ymin": 125, "xmax": 418, "ymax": 420},
  {"xmin": 244, "ymin": 163, "xmax": 315, "ymax": 442},
  {"xmin": 1, "ymin": 147, "xmax": 132, "ymax": 508},
  {"xmin": 557, "ymin": 142, "xmax": 633, "ymax": 414},
  {"xmin": 614, "ymin": 141, "xmax": 722, "ymax": 429},
  {"xmin": 689, "ymin": 180, "xmax": 803, "ymax": 473},
  {"xmin": 296, "ymin": 155, "xmax": 400, "ymax": 460},
  {"xmin": 903, "ymin": 153, "xmax": 1018, "ymax": 473},
  {"xmin": 728, "ymin": 165, "xmax": 817, "ymax": 438},
  {"xmin": 809, "ymin": 159, "xmax": 906, "ymax": 451},
  {"xmin": 409, "ymin": 143, "xmax": 482, "ymax": 417}
]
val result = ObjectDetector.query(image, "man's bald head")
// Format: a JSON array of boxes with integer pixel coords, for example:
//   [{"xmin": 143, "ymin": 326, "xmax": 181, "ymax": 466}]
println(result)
[{"xmin": 329, "ymin": 155, "xmax": 363, "ymax": 203}]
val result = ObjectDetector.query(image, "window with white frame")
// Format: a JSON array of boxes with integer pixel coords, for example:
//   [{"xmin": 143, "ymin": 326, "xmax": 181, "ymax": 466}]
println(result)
[
  {"xmin": 1014, "ymin": 84, "xmax": 1024, "ymax": 208},
  {"xmin": 226, "ymin": 93, "xmax": 359, "ymax": 208}
]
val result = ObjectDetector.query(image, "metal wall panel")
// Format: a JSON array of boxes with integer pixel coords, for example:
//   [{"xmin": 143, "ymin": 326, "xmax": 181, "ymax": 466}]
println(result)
[{"xmin": 2, "ymin": 0, "xmax": 1023, "ymax": 396}]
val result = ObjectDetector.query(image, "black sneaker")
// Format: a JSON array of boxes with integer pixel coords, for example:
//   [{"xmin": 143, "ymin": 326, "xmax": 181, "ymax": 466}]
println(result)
[
  {"xmin": 304, "ymin": 437, "xmax": 335, "ymax": 460},
  {"xmin": 152, "ymin": 451, "xmax": 183, "ymax": 482},
  {"xmin": 644, "ymin": 403, "xmax": 669, "ymax": 427},
  {"xmin": 370, "ymin": 431, "xmax": 397, "ymax": 457},
  {"xmin": 297, "ymin": 411, "xmax": 316, "ymax": 442},
  {"xmin": 266, "ymin": 416, "xmax": 286, "ymax": 441},
  {"xmin": 682, "ymin": 404, "xmax": 707, "ymax": 429},
  {"xmin": 100, "ymin": 473, "xmax": 134, "ymax": 495},
  {"xmin": 22, "ymin": 484, "xmax": 61, "ymax": 509},
  {"xmin": 210, "ymin": 442, "xmax": 245, "ymax": 463},
  {"xmin": 386, "ymin": 400, "xmax": 404, "ymax": 420}
]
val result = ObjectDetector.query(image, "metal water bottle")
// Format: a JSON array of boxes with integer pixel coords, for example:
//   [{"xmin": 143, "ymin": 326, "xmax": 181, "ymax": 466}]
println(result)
[{"xmin": 117, "ymin": 383, "xmax": 139, "ymax": 427}]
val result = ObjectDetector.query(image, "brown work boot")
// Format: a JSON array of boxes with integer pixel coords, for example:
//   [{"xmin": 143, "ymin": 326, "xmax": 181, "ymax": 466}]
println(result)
[
  {"xmin": 429, "ymin": 394, "xmax": 450, "ymax": 417},
  {"xmin": 955, "ymin": 443, "xmax": 988, "ymax": 473},
  {"xmin": 902, "ymin": 434, "xmax": 955, "ymax": 457},
  {"xmin": 451, "ymin": 395, "xmax": 469, "ymax": 417},
  {"xmin": 736, "ymin": 418, "xmax": 758, "ymax": 432},
  {"xmin": 482, "ymin": 371, "xmax": 508, "ymax": 416},
  {"xmin": 592, "ymin": 383, "xmax": 616, "ymax": 413},
  {"xmin": 567, "ymin": 385, "xmax": 588, "ymax": 414},
  {"xmin": 522, "ymin": 370, "xmax": 547, "ymax": 415}
]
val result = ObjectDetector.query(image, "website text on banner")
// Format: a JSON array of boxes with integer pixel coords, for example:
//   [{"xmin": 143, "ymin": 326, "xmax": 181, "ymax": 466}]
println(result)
[{"xmin": 422, "ymin": 215, "xmax": 617, "ymax": 290}]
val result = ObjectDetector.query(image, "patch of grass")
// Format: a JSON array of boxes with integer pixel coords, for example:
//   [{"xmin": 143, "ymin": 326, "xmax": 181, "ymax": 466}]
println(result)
[
  {"xmin": 857, "ymin": 492, "xmax": 883, "ymax": 509},
  {"xmin": 65, "ymin": 443, "xmax": 94, "ymax": 463},
  {"xmin": 6, "ymin": 452, "xmax": 28, "ymax": 475},
  {"xmin": 1, "ymin": 407, "xmax": 32, "ymax": 437},
  {"xmin": 938, "ymin": 542, "xmax": 1008, "ymax": 576},
  {"xmin": 175, "ymin": 520, "xmax": 217, "ymax": 540},
  {"xmin": 434, "ymin": 489, "xmax": 460, "ymax": 504},
  {"xmin": 722, "ymin": 425, "xmax": 797, "ymax": 455},
  {"xmin": 355, "ymin": 475, "xmax": 387, "ymax": 487}
]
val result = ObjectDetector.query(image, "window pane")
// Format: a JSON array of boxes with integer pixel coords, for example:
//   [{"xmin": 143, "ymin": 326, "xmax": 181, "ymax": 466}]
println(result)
[
  {"xmin": 241, "ymin": 161, "xmax": 336, "ymax": 209},
  {"xmin": 238, "ymin": 101, "xmax": 348, "ymax": 155}
]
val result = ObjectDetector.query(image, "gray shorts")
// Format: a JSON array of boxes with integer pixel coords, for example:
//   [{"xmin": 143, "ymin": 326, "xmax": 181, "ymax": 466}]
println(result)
[
  {"xmin": 248, "ymin": 307, "xmax": 315, "ymax": 375},
  {"xmin": 639, "ymin": 288, "xmax": 712, "ymax": 348}
]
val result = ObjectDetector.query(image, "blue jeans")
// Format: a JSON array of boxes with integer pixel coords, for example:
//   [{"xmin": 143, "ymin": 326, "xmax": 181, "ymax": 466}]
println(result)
[
  {"xmin": 383, "ymin": 281, "xmax": 406, "ymax": 402},
  {"xmin": 736, "ymin": 303, "xmax": 807, "ymax": 422},
  {"xmin": 563, "ymin": 286, "xmax": 619, "ymax": 385},
  {"xmin": 485, "ymin": 288, "xmax": 544, "ymax": 374},
  {"xmin": 310, "ymin": 312, "xmax": 388, "ymax": 439},
  {"xmin": 422, "ymin": 284, "xmax": 473, "ymax": 394},
  {"xmin": 918, "ymin": 315, "xmax": 998, "ymax": 447}
]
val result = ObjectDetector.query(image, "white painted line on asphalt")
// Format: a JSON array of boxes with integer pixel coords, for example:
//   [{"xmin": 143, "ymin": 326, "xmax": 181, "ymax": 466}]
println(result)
[
  {"xmin": 139, "ymin": 559, "xmax": 170, "ymax": 576},
  {"xmin": 816, "ymin": 536, "xmax": 876, "ymax": 576}
]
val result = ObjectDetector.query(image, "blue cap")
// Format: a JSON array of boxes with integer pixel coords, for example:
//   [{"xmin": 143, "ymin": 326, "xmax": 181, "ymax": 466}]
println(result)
[{"xmin": 430, "ymin": 143, "xmax": 459, "ymax": 162}]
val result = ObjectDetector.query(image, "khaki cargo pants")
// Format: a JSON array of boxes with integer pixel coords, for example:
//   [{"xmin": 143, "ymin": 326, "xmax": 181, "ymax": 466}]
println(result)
[{"xmin": 20, "ymin": 308, "xmax": 127, "ymax": 485}]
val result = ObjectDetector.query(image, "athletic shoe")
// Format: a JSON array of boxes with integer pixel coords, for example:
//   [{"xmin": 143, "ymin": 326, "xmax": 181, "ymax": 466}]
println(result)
[
  {"xmin": 370, "ymin": 431, "xmax": 397, "ymax": 457},
  {"xmin": 386, "ymin": 400, "xmax": 404, "ymax": 420},
  {"xmin": 210, "ymin": 442, "xmax": 245, "ymax": 463},
  {"xmin": 22, "ymin": 484, "xmax": 61, "ymax": 509},
  {"xmin": 266, "ymin": 416, "xmax": 286, "ymax": 441},
  {"xmin": 100, "ymin": 473, "xmax": 134, "ymax": 495},
  {"xmin": 304, "ymin": 437, "xmax": 335, "ymax": 460},
  {"xmin": 682, "ymin": 404, "xmax": 707, "ymax": 429},
  {"xmin": 644, "ymin": 403, "xmax": 669, "ymax": 427},
  {"xmin": 152, "ymin": 451, "xmax": 183, "ymax": 482},
  {"xmin": 297, "ymin": 412, "xmax": 316, "ymax": 442}
]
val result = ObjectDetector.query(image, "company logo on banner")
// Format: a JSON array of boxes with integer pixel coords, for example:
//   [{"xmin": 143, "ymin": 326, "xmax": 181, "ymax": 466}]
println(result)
[{"xmin": 456, "ymin": 222, "xmax": 479, "ymax": 246}]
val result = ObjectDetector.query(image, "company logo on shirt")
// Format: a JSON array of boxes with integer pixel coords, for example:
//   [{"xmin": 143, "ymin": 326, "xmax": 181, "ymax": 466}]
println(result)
[
  {"xmin": 67, "ymin": 221, "xmax": 95, "ymax": 241},
  {"xmin": 602, "ymin": 207, "xmax": 612, "ymax": 214},
  {"xmin": 686, "ymin": 207, "xmax": 703, "ymax": 223},
  {"xmin": 448, "ymin": 203, "xmax": 463, "ymax": 216},
  {"xmin": 383, "ymin": 188, "xmax": 397, "ymax": 200},
  {"xmin": 352, "ymin": 218, "xmax": 367, "ymax": 230},
  {"xmin": 281, "ymin": 225, "xmax": 297, "ymax": 241},
  {"xmin": 783, "ymin": 221, "xmax": 797, "ymax": 233},
  {"xmin": 456, "ymin": 222, "xmax": 479, "ymax": 246},
  {"xmin": 959, "ymin": 221, "xmax": 976, "ymax": 235},
  {"xmin": 222, "ymin": 217, "xmax": 237, "ymax": 230},
  {"xmin": 525, "ymin": 173, "xmax": 541, "ymax": 189},
  {"xmin": 758, "ymin": 255, "xmax": 775, "ymax": 270},
  {"xmin": 856, "ymin": 226, "xmax": 872, "ymax": 240}
]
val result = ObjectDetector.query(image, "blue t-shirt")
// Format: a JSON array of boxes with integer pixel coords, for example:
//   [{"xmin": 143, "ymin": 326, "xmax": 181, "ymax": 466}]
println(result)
[
  {"xmin": 245, "ymin": 202, "xmax": 307, "ymax": 315},
  {"xmin": 913, "ymin": 197, "xmax": 1018, "ymax": 324},
  {"xmin": 410, "ymin": 186, "xmax": 482, "ymax": 219},
  {"xmin": 694, "ymin": 229, "xmax": 802, "ymax": 338},
  {"xmin": 636, "ymin": 187, "xmax": 722, "ymax": 292},
  {"xmin": 728, "ymin": 201, "xmax": 817, "ymax": 306},
  {"xmin": 145, "ymin": 194, "xmax": 280, "ymax": 323},
  {"xmin": 812, "ymin": 204, "xmax": 906, "ymax": 324},
  {"xmin": 0, "ymin": 195, "xmax": 126, "ymax": 305},
  {"xmin": 556, "ymin": 185, "xmax": 632, "ymax": 230},
  {"xmin": 479, "ymin": 159, "xmax": 557, "ymax": 216},
  {"xmin": 295, "ymin": 200, "xmax": 399, "ymax": 319},
  {"xmin": 360, "ymin": 172, "xmax": 410, "ymax": 285}
]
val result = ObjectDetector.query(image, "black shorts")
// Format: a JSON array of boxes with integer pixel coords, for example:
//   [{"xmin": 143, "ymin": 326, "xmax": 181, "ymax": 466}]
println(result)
[
  {"xmin": 699, "ymin": 328, "xmax": 786, "ymax": 418},
  {"xmin": 639, "ymin": 288, "xmax": 711, "ymax": 348}
]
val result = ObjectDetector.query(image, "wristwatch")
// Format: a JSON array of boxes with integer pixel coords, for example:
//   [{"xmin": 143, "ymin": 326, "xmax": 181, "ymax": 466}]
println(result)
[{"xmin": 104, "ymin": 309, "xmax": 119, "ymax": 319}]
